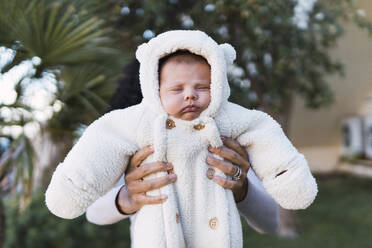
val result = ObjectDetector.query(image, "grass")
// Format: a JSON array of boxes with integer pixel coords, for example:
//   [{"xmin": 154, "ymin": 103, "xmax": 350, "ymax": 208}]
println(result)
[{"xmin": 242, "ymin": 173, "xmax": 372, "ymax": 248}]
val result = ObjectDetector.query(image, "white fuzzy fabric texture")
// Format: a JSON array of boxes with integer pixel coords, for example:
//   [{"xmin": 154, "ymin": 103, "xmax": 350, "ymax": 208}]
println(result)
[{"xmin": 45, "ymin": 30, "xmax": 317, "ymax": 248}]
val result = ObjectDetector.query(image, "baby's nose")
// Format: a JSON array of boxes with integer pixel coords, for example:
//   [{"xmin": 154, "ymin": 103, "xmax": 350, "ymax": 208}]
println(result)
[
  {"xmin": 184, "ymin": 90, "xmax": 197, "ymax": 101},
  {"xmin": 185, "ymin": 94, "xmax": 197, "ymax": 101}
]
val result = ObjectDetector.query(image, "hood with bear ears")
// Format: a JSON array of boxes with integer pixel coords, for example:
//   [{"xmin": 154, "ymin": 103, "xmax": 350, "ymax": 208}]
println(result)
[{"xmin": 135, "ymin": 30, "xmax": 236, "ymax": 118}]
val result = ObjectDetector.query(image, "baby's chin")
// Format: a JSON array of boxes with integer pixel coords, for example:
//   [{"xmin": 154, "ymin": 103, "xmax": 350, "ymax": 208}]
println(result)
[{"xmin": 173, "ymin": 112, "xmax": 201, "ymax": 121}]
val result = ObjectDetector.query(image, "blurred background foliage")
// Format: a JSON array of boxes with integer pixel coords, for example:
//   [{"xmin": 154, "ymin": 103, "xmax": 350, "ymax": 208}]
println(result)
[
  {"xmin": 1, "ymin": 0, "xmax": 372, "ymax": 247},
  {"xmin": 4, "ymin": 191, "xmax": 131, "ymax": 248}
]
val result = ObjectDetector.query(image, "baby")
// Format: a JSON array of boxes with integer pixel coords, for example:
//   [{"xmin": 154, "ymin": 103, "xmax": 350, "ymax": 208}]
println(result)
[{"xmin": 46, "ymin": 30, "xmax": 317, "ymax": 248}]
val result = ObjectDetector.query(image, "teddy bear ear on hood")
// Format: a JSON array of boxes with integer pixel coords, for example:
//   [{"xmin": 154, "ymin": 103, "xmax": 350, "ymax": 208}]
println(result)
[
  {"xmin": 219, "ymin": 43, "xmax": 236, "ymax": 66},
  {"xmin": 135, "ymin": 43, "xmax": 149, "ymax": 63}
]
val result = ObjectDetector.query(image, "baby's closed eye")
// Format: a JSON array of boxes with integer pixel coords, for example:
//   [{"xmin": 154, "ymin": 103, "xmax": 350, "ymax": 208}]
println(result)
[
  {"xmin": 196, "ymin": 86, "xmax": 210, "ymax": 90},
  {"xmin": 169, "ymin": 87, "xmax": 183, "ymax": 92}
]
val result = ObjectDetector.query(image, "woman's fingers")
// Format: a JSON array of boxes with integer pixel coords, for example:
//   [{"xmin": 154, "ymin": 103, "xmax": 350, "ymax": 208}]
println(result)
[
  {"xmin": 128, "ymin": 174, "xmax": 177, "ymax": 194},
  {"xmin": 207, "ymin": 137, "xmax": 250, "ymax": 202},
  {"xmin": 127, "ymin": 145, "xmax": 154, "ymax": 172},
  {"xmin": 221, "ymin": 136, "xmax": 249, "ymax": 161},
  {"xmin": 212, "ymin": 175, "xmax": 240, "ymax": 190},
  {"xmin": 206, "ymin": 155, "xmax": 247, "ymax": 193},
  {"xmin": 206, "ymin": 155, "xmax": 242, "ymax": 177},
  {"xmin": 126, "ymin": 162, "xmax": 173, "ymax": 182},
  {"xmin": 132, "ymin": 193, "xmax": 168, "ymax": 205},
  {"xmin": 119, "ymin": 145, "xmax": 178, "ymax": 212},
  {"xmin": 213, "ymin": 175, "xmax": 247, "ymax": 202},
  {"xmin": 208, "ymin": 145, "xmax": 251, "ymax": 172}
]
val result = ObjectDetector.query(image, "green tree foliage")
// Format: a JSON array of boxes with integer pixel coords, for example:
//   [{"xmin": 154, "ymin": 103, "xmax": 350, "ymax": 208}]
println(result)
[
  {"xmin": 4, "ymin": 192, "xmax": 131, "ymax": 248},
  {"xmin": 109, "ymin": 0, "xmax": 372, "ymax": 126}
]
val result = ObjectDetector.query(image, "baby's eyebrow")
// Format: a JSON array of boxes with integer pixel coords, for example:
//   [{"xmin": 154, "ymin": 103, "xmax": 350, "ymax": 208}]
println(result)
[
  {"xmin": 164, "ymin": 79, "xmax": 210, "ymax": 85},
  {"xmin": 195, "ymin": 81, "xmax": 211, "ymax": 85}
]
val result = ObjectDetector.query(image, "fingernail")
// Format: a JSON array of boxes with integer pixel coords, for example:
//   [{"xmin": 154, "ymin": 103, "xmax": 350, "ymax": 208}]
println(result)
[
  {"xmin": 149, "ymin": 145, "xmax": 154, "ymax": 152},
  {"xmin": 167, "ymin": 163, "xmax": 173, "ymax": 169},
  {"xmin": 161, "ymin": 195, "xmax": 168, "ymax": 199},
  {"xmin": 170, "ymin": 174, "xmax": 177, "ymax": 180},
  {"xmin": 206, "ymin": 155, "xmax": 212, "ymax": 162}
]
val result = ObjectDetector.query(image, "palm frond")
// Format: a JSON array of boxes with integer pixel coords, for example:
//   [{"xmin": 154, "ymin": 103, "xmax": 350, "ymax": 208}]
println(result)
[{"xmin": 0, "ymin": 0, "xmax": 119, "ymax": 70}]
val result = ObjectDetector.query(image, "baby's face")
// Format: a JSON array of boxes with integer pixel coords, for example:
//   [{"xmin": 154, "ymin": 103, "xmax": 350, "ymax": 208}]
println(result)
[{"xmin": 159, "ymin": 58, "xmax": 211, "ymax": 121}]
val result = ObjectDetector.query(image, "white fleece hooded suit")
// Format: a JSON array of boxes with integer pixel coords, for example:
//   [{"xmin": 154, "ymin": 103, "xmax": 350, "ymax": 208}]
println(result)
[{"xmin": 45, "ymin": 30, "xmax": 318, "ymax": 248}]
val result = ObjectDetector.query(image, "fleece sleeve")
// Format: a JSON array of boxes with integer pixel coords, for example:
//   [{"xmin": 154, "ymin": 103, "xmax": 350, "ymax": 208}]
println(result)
[
  {"xmin": 45, "ymin": 110, "xmax": 138, "ymax": 219},
  {"xmin": 236, "ymin": 110, "xmax": 317, "ymax": 210}
]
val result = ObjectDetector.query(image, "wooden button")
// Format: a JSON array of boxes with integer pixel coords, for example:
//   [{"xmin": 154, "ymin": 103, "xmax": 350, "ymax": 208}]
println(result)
[
  {"xmin": 166, "ymin": 119, "xmax": 175, "ymax": 129},
  {"xmin": 206, "ymin": 168, "xmax": 215, "ymax": 180},
  {"xmin": 209, "ymin": 217, "xmax": 218, "ymax": 229},
  {"xmin": 176, "ymin": 213, "xmax": 180, "ymax": 223},
  {"xmin": 193, "ymin": 124, "xmax": 205, "ymax": 130}
]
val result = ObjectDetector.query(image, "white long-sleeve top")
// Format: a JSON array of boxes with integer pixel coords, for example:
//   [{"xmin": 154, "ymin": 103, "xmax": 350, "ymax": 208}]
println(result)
[{"xmin": 85, "ymin": 169, "xmax": 280, "ymax": 235}]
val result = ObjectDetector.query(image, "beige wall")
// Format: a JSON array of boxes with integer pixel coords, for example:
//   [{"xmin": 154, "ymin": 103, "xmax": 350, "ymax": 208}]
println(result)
[
  {"xmin": 358, "ymin": 91, "xmax": 372, "ymax": 115},
  {"xmin": 298, "ymin": 145, "xmax": 341, "ymax": 172},
  {"xmin": 289, "ymin": 0, "xmax": 372, "ymax": 172}
]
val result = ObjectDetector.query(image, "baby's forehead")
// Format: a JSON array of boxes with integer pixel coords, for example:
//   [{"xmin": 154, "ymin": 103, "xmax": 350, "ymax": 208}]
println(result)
[
  {"xmin": 159, "ymin": 51, "xmax": 210, "ymax": 71},
  {"xmin": 165, "ymin": 54, "xmax": 208, "ymax": 64},
  {"xmin": 158, "ymin": 52, "xmax": 211, "ymax": 83}
]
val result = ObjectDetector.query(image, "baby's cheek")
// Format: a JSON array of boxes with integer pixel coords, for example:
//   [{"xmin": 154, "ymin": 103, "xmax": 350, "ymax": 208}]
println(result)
[
  {"xmin": 200, "ymin": 92, "xmax": 211, "ymax": 109},
  {"xmin": 161, "ymin": 94, "xmax": 183, "ymax": 116}
]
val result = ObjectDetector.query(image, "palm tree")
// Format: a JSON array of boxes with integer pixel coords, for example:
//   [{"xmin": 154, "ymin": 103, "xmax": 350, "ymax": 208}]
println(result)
[{"xmin": 0, "ymin": 0, "xmax": 126, "ymax": 246}]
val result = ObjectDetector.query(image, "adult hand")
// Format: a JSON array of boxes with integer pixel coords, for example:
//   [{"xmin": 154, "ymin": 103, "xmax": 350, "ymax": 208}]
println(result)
[
  {"xmin": 207, "ymin": 136, "xmax": 251, "ymax": 203},
  {"xmin": 116, "ymin": 145, "xmax": 176, "ymax": 215}
]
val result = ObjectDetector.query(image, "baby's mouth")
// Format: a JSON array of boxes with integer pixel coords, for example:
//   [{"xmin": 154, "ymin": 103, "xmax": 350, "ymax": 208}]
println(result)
[{"xmin": 182, "ymin": 105, "xmax": 199, "ymax": 113}]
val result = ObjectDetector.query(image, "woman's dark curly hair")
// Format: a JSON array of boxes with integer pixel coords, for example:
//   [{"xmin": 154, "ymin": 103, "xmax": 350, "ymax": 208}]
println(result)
[{"xmin": 106, "ymin": 59, "xmax": 142, "ymax": 112}]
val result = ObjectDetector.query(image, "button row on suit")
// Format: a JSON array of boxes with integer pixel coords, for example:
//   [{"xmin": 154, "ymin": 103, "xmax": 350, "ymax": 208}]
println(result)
[{"xmin": 166, "ymin": 119, "xmax": 219, "ymax": 230}]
